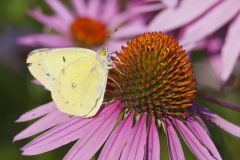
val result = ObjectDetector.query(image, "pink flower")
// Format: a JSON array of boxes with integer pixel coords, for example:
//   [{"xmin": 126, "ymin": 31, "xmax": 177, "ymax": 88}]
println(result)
[
  {"xmin": 148, "ymin": 0, "xmax": 240, "ymax": 84},
  {"xmin": 15, "ymin": 32, "xmax": 240, "ymax": 160},
  {"xmin": 18, "ymin": 0, "xmax": 147, "ymax": 51}
]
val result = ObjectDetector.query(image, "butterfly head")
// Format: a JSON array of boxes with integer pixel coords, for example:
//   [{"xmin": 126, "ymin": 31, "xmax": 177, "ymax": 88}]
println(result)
[{"xmin": 100, "ymin": 48, "xmax": 107, "ymax": 56}]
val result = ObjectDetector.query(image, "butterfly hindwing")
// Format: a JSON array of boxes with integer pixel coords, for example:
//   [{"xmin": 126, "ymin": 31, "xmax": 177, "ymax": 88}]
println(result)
[{"xmin": 51, "ymin": 56, "xmax": 108, "ymax": 117}]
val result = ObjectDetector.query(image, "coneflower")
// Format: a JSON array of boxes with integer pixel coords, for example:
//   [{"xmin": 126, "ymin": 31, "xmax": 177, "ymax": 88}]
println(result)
[{"xmin": 15, "ymin": 32, "xmax": 240, "ymax": 160}]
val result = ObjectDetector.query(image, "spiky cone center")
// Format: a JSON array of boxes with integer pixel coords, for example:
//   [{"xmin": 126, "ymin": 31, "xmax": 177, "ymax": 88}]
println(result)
[
  {"xmin": 71, "ymin": 17, "xmax": 108, "ymax": 47},
  {"xmin": 106, "ymin": 32, "xmax": 197, "ymax": 119}
]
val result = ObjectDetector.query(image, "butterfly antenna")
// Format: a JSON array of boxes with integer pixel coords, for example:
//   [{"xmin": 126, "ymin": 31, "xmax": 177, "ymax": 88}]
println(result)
[{"xmin": 108, "ymin": 76, "xmax": 122, "ymax": 92}]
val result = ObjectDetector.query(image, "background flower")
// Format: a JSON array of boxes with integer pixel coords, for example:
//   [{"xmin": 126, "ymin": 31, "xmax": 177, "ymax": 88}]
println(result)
[
  {"xmin": 148, "ymin": 0, "xmax": 240, "ymax": 85},
  {"xmin": 18, "ymin": 0, "xmax": 147, "ymax": 51}
]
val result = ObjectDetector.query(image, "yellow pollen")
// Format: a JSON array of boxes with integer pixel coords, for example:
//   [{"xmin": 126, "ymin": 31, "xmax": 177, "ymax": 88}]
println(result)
[
  {"xmin": 71, "ymin": 17, "xmax": 108, "ymax": 47},
  {"xmin": 106, "ymin": 32, "xmax": 197, "ymax": 119}
]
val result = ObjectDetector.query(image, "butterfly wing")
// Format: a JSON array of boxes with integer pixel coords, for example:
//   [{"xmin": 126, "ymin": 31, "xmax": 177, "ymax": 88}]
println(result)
[
  {"xmin": 27, "ymin": 48, "xmax": 96, "ymax": 90},
  {"xmin": 51, "ymin": 56, "xmax": 108, "ymax": 117}
]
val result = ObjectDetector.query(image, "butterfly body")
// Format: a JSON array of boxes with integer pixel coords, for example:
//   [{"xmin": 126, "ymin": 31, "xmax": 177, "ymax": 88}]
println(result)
[{"xmin": 27, "ymin": 48, "xmax": 109, "ymax": 117}]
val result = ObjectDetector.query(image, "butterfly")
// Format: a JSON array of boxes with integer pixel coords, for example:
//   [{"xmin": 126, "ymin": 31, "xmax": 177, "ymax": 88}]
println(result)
[{"xmin": 27, "ymin": 48, "xmax": 112, "ymax": 117}]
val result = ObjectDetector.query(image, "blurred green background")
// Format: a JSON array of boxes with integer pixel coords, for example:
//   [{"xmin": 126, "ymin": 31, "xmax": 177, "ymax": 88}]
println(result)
[{"xmin": 0, "ymin": 0, "xmax": 239, "ymax": 160}]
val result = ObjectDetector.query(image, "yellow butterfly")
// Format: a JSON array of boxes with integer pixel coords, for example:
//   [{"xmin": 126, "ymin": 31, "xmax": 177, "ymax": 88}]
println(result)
[{"xmin": 27, "ymin": 48, "xmax": 110, "ymax": 117}]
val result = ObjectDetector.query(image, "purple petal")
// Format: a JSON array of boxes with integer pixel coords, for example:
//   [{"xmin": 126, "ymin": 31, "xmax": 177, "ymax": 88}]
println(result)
[
  {"xmin": 173, "ymin": 118, "xmax": 216, "ymax": 160},
  {"xmin": 110, "ymin": 13, "xmax": 130, "ymax": 29},
  {"xmin": 21, "ymin": 102, "xmax": 119, "ymax": 155},
  {"xmin": 207, "ymin": 38, "xmax": 223, "ymax": 54},
  {"xmin": 14, "ymin": 110, "xmax": 69, "ymax": 142},
  {"xmin": 103, "ymin": 40, "xmax": 125, "ymax": 51},
  {"xmin": 87, "ymin": 0, "xmax": 101, "ymax": 19},
  {"xmin": 146, "ymin": 116, "xmax": 160, "ymax": 160},
  {"xmin": 198, "ymin": 93, "xmax": 240, "ymax": 111},
  {"xmin": 201, "ymin": 109, "xmax": 240, "ymax": 137},
  {"xmin": 149, "ymin": 0, "xmax": 220, "ymax": 32},
  {"xmin": 63, "ymin": 105, "xmax": 120, "ymax": 160},
  {"xmin": 181, "ymin": 0, "xmax": 240, "ymax": 44},
  {"xmin": 112, "ymin": 19, "xmax": 146, "ymax": 39},
  {"xmin": 15, "ymin": 102, "xmax": 56, "ymax": 122},
  {"xmin": 28, "ymin": 8, "xmax": 68, "ymax": 35},
  {"xmin": 31, "ymin": 79, "xmax": 42, "ymax": 86},
  {"xmin": 71, "ymin": 0, "xmax": 87, "ymax": 16},
  {"xmin": 45, "ymin": 0, "xmax": 74, "ymax": 25},
  {"xmin": 98, "ymin": 112, "xmax": 134, "ymax": 160},
  {"xmin": 17, "ymin": 34, "xmax": 73, "ymax": 47},
  {"xmin": 221, "ymin": 14, "xmax": 240, "ymax": 82},
  {"xmin": 186, "ymin": 118, "xmax": 222, "ymax": 160},
  {"xmin": 161, "ymin": 0, "xmax": 179, "ymax": 8},
  {"xmin": 120, "ymin": 114, "xmax": 147, "ymax": 160},
  {"xmin": 182, "ymin": 40, "xmax": 206, "ymax": 52},
  {"xmin": 100, "ymin": 0, "xmax": 118, "ymax": 22},
  {"xmin": 165, "ymin": 118, "xmax": 185, "ymax": 160},
  {"xmin": 209, "ymin": 55, "xmax": 222, "ymax": 79},
  {"xmin": 130, "ymin": 3, "xmax": 165, "ymax": 15}
]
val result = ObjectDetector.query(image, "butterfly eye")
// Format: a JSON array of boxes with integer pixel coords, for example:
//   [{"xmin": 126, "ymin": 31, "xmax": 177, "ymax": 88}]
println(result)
[{"xmin": 100, "ymin": 49, "xmax": 107, "ymax": 56}]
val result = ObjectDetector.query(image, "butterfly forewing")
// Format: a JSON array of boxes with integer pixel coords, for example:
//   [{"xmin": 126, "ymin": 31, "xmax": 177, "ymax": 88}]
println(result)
[{"xmin": 27, "ymin": 48, "xmax": 96, "ymax": 90}]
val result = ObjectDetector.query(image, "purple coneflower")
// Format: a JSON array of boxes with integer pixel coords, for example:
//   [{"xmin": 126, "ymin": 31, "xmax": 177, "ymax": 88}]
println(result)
[
  {"xmin": 15, "ymin": 32, "xmax": 240, "ymax": 160},
  {"xmin": 18, "ymin": 0, "xmax": 146, "ymax": 51},
  {"xmin": 148, "ymin": 0, "xmax": 240, "ymax": 84}
]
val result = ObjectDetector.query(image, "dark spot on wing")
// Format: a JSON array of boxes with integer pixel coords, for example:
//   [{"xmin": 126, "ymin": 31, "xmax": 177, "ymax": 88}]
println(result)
[
  {"xmin": 27, "ymin": 63, "xmax": 32, "ymax": 67},
  {"xmin": 38, "ymin": 63, "xmax": 41, "ymax": 66},
  {"xmin": 90, "ymin": 66, "xmax": 96, "ymax": 73},
  {"xmin": 62, "ymin": 69, "xmax": 65, "ymax": 74},
  {"xmin": 46, "ymin": 73, "xmax": 50, "ymax": 76},
  {"xmin": 63, "ymin": 56, "xmax": 66, "ymax": 62}
]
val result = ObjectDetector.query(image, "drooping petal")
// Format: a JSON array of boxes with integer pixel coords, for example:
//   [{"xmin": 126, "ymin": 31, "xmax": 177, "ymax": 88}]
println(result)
[
  {"xmin": 120, "ymin": 114, "xmax": 147, "ymax": 160},
  {"xmin": 15, "ymin": 102, "xmax": 56, "ymax": 122},
  {"xmin": 112, "ymin": 19, "xmax": 146, "ymax": 39},
  {"xmin": 71, "ymin": 0, "xmax": 87, "ymax": 16},
  {"xmin": 149, "ymin": 0, "xmax": 220, "ymax": 32},
  {"xmin": 63, "ymin": 105, "xmax": 121, "ymax": 160},
  {"xmin": 173, "ymin": 118, "xmax": 217, "ymax": 160},
  {"xmin": 98, "ymin": 112, "xmax": 134, "ymax": 160},
  {"xmin": 186, "ymin": 118, "xmax": 222, "ymax": 160},
  {"xmin": 181, "ymin": 0, "xmax": 240, "ymax": 44},
  {"xmin": 21, "ymin": 102, "xmax": 119, "ymax": 155},
  {"xmin": 17, "ymin": 34, "xmax": 73, "ymax": 47},
  {"xmin": 165, "ymin": 118, "xmax": 185, "ymax": 160},
  {"xmin": 45, "ymin": 0, "xmax": 74, "ymax": 25},
  {"xmin": 28, "ymin": 7, "xmax": 68, "ymax": 34},
  {"xmin": 145, "ymin": 116, "xmax": 160, "ymax": 160},
  {"xmin": 201, "ymin": 109, "xmax": 240, "ymax": 138},
  {"xmin": 14, "ymin": 110, "xmax": 69, "ymax": 142},
  {"xmin": 198, "ymin": 93, "xmax": 240, "ymax": 111},
  {"xmin": 221, "ymin": 14, "xmax": 240, "ymax": 82}
]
